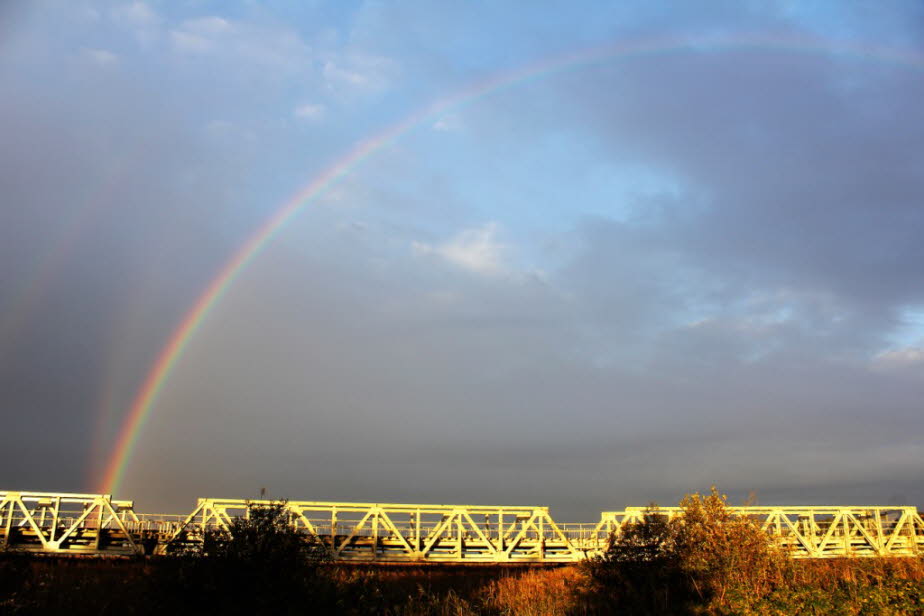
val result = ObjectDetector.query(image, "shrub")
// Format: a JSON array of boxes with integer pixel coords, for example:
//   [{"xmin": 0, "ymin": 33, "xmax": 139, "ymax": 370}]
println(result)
[
  {"xmin": 586, "ymin": 505, "xmax": 688, "ymax": 614},
  {"xmin": 588, "ymin": 487, "xmax": 791, "ymax": 614},
  {"xmin": 672, "ymin": 487, "xmax": 789, "ymax": 610},
  {"xmin": 154, "ymin": 501, "xmax": 335, "ymax": 614}
]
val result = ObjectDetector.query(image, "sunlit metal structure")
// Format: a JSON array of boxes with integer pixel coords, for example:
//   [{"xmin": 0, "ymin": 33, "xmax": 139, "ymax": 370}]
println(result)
[
  {"xmin": 168, "ymin": 498, "xmax": 585, "ymax": 562},
  {"xmin": 2, "ymin": 490, "xmax": 922, "ymax": 562},
  {"xmin": 0, "ymin": 491, "xmax": 141, "ymax": 555},
  {"xmin": 598, "ymin": 506, "xmax": 924, "ymax": 559}
]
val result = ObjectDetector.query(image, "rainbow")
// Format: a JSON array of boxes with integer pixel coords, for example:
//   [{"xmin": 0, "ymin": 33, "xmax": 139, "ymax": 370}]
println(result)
[{"xmin": 98, "ymin": 32, "xmax": 924, "ymax": 495}]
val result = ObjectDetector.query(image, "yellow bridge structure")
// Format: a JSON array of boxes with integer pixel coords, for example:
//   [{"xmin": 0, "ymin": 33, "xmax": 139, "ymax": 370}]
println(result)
[{"xmin": 2, "ymin": 491, "xmax": 922, "ymax": 562}]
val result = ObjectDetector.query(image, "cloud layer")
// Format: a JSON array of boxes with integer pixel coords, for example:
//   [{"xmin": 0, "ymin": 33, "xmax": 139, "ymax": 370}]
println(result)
[{"xmin": 1, "ymin": 1, "xmax": 923, "ymax": 518}]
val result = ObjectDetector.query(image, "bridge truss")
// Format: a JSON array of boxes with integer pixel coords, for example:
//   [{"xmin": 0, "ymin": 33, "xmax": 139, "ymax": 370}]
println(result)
[
  {"xmin": 0, "ymin": 491, "xmax": 141, "ymax": 556},
  {"xmin": 599, "ymin": 506, "xmax": 924, "ymax": 559},
  {"xmin": 2, "ymin": 491, "xmax": 922, "ymax": 562},
  {"xmin": 168, "ymin": 498, "xmax": 585, "ymax": 562}
]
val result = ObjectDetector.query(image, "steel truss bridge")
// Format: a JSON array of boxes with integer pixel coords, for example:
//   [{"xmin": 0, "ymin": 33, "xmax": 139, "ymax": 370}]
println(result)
[{"xmin": 2, "ymin": 491, "xmax": 922, "ymax": 563}]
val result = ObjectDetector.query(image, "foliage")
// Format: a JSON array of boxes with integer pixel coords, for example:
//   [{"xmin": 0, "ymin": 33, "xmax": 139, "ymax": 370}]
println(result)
[
  {"xmin": 155, "ymin": 500, "xmax": 335, "ymax": 614},
  {"xmin": 201, "ymin": 500, "xmax": 330, "ymax": 564},
  {"xmin": 584, "ymin": 505, "xmax": 686, "ymax": 613},
  {"xmin": 672, "ymin": 487, "xmax": 790, "ymax": 610},
  {"xmin": 586, "ymin": 487, "xmax": 791, "ymax": 614}
]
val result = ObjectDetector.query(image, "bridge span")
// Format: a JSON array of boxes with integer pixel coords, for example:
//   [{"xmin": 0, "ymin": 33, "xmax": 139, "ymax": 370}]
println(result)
[{"xmin": 2, "ymin": 491, "xmax": 922, "ymax": 562}]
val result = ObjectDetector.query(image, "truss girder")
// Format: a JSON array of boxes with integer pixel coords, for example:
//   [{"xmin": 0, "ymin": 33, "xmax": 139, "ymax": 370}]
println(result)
[
  {"xmin": 0, "ymin": 491, "xmax": 140, "ymax": 555},
  {"xmin": 2, "ymin": 491, "xmax": 922, "ymax": 562},
  {"xmin": 165, "ymin": 499, "xmax": 585, "ymax": 562},
  {"xmin": 596, "ymin": 506, "xmax": 924, "ymax": 559}
]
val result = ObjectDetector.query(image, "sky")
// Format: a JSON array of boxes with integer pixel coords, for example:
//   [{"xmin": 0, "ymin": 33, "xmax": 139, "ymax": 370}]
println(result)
[{"xmin": 2, "ymin": 0, "xmax": 924, "ymax": 521}]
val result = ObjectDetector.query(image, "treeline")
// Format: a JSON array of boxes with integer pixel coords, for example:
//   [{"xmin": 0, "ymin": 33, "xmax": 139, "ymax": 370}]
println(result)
[{"xmin": 2, "ymin": 490, "xmax": 923, "ymax": 615}]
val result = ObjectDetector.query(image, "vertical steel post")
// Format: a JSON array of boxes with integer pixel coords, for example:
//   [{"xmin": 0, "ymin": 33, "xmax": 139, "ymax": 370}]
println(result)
[
  {"xmin": 371, "ymin": 508, "xmax": 379, "ymax": 561},
  {"xmin": 50, "ymin": 497, "xmax": 60, "ymax": 543},
  {"xmin": 2, "ymin": 499, "xmax": 12, "ymax": 546},
  {"xmin": 498, "ymin": 509, "xmax": 504, "ymax": 552}
]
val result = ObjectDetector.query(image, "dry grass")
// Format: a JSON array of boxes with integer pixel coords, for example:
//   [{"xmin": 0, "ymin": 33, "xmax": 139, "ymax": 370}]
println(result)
[
  {"xmin": 483, "ymin": 566, "xmax": 589, "ymax": 616},
  {"xmin": 786, "ymin": 556, "xmax": 924, "ymax": 590}
]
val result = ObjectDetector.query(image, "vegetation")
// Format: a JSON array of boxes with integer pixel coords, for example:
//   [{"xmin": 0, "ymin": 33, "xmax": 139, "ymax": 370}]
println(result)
[
  {"xmin": 2, "ymin": 491, "xmax": 923, "ymax": 614},
  {"xmin": 585, "ymin": 488, "xmax": 792, "ymax": 613},
  {"xmin": 157, "ymin": 500, "xmax": 336, "ymax": 613}
]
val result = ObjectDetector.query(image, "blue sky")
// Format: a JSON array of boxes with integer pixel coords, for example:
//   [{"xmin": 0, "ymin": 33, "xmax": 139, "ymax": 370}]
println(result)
[{"xmin": 2, "ymin": 1, "xmax": 924, "ymax": 518}]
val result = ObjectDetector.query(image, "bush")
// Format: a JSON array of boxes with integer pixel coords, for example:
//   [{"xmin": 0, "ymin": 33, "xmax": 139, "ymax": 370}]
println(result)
[
  {"xmin": 672, "ymin": 488, "xmax": 789, "ymax": 610},
  {"xmin": 586, "ymin": 505, "xmax": 688, "ymax": 614},
  {"xmin": 155, "ymin": 501, "xmax": 335, "ymax": 614},
  {"xmin": 587, "ymin": 487, "xmax": 790, "ymax": 614}
]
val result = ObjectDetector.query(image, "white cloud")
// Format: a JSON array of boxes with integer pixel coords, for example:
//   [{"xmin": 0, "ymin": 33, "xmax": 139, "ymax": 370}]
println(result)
[
  {"xmin": 169, "ymin": 18, "xmax": 232, "ymax": 54},
  {"xmin": 432, "ymin": 114, "xmax": 463, "ymax": 132},
  {"xmin": 111, "ymin": 1, "xmax": 159, "ymax": 28},
  {"xmin": 169, "ymin": 17, "xmax": 234, "ymax": 53},
  {"xmin": 110, "ymin": 1, "xmax": 161, "ymax": 46},
  {"xmin": 294, "ymin": 103, "xmax": 326, "ymax": 120},
  {"xmin": 167, "ymin": 16, "xmax": 311, "ymax": 80},
  {"xmin": 871, "ymin": 347, "xmax": 924, "ymax": 372},
  {"xmin": 323, "ymin": 61, "xmax": 370, "ymax": 88},
  {"xmin": 170, "ymin": 29, "xmax": 213, "ymax": 53},
  {"xmin": 184, "ymin": 16, "xmax": 233, "ymax": 36},
  {"xmin": 82, "ymin": 7, "xmax": 101, "ymax": 22},
  {"xmin": 82, "ymin": 48, "xmax": 119, "ymax": 67},
  {"xmin": 413, "ymin": 223, "xmax": 508, "ymax": 276},
  {"xmin": 322, "ymin": 53, "xmax": 398, "ymax": 95}
]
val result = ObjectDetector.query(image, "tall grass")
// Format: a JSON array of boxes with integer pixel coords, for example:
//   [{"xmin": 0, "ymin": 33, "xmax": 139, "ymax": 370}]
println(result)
[{"xmin": 483, "ymin": 566, "xmax": 588, "ymax": 615}]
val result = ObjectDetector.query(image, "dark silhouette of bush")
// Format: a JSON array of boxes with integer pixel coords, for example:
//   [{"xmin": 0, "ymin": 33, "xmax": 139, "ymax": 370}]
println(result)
[
  {"xmin": 585, "ymin": 505, "xmax": 688, "ymax": 614},
  {"xmin": 154, "ymin": 501, "xmax": 336, "ymax": 614}
]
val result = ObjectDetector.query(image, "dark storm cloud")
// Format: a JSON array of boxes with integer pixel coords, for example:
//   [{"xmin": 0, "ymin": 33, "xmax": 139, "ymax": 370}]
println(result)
[
  {"xmin": 561, "ymin": 49, "xmax": 924, "ymax": 312},
  {"xmin": 0, "ymin": 2, "xmax": 315, "ymax": 490},
  {"xmin": 2, "ymin": 1, "xmax": 923, "ymax": 519}
]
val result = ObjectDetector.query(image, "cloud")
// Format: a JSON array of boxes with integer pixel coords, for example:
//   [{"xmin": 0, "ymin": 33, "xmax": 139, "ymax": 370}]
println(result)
[
  {"xmin": 871, "ymin": 347, "xmax": 924, "ymax": 372},
  {"xmin": 111, "ymin": 1, "xmax": 159, "ymax": 28},
  {"xmin": 322, "ymin": 53, "xmax": 399, "ymax": 95},
  {"xmin": 166, "ymin": 14, "xmax": 314, "ymax": 87},
  {"xmin": 432, "ymin": 114, "xmax": 463, "ymax": 132},
  {"xmin": 184, "ymin": 16, "xmax": 233, "ymax": 36},
  {"xmin": 81, "ymin": 48, "xmax": 119, "ymax": 67},
  {"xmin": 110, "ymin": 1, "xmax": 161, "ymax": 45},
  {"xmin": 4, "ymin": 0, "xmax": 924, "ymax": 517},
  {"xmin": 412, "ymin": 223, "xmax": 508, "ymax": 276},
  {"xmin": 169, "ymin": 30, "xmax": 212, "ymax": 54},
  {"xmin": 294, "ymin": 102, "xmax": 325, "ymax": 120},
  {"xmin": 170, "ymin": 16, "xmax": 233, "ymax": 54}
]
